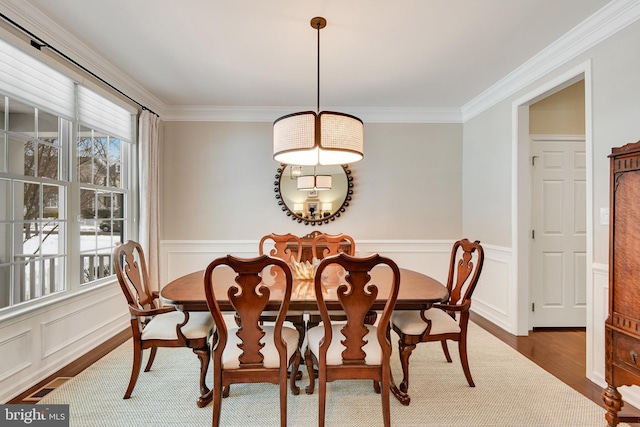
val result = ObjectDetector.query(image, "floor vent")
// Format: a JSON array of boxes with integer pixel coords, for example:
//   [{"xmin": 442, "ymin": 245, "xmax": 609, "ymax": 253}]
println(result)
[{"xmin": 23, "ymin": 377, "xmax": 72, "ymax": 403}]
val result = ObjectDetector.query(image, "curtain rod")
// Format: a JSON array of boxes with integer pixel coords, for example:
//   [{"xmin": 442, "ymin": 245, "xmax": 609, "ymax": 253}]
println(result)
[{"xmin": 0, "ymin": 11, "xmax": 159, "ymax": 117}]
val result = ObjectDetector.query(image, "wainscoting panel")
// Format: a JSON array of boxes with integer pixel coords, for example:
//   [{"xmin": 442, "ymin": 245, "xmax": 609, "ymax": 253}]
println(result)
[
  {"xmin": 161, "ymin": 240, "xmax": 257, "ymax": 284},
  {"xmin": 41, "ymin": 290, "xmax": 125, "ymax": 359},
  {"xmin": 355, "ymin": 240, "xmax": 453, "ymax": 283},
  {"xmin": 589, "ymin": 263, "xmax": 608, "ymax": 387},
  {"xmin": 471, "ymin": 245, "xmax": 513, "ymax": 332},
  {"xmin": 0, "ymin": 283, "xmax": 128, "ymax": 403},
  {"xmin": 0, "ymin": 329, "xmax": 32, "ymax": 382}
]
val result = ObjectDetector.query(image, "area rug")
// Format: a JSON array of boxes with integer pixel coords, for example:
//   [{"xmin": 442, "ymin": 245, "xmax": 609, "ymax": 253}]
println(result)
[{"xmin": 39, "ymin": 322, "xmax": 615, "ymax": 426}]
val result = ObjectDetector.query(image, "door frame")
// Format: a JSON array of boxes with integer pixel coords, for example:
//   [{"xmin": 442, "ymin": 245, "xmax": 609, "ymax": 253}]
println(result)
[{"xmin": 511, "ymin": 60, "xmax": 593, "ymax": 335}]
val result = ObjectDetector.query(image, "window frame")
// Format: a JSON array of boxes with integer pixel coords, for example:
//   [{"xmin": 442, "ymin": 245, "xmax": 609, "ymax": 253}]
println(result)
[{"xmin": 0, "ymin": 36, "xmax": 137, "ymax": 314}]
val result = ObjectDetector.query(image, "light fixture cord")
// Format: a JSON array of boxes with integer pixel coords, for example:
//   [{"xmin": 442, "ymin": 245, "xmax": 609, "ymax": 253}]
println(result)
[{"xmin": 316, "ymin": 20, "xmax": 320, "ymax": 113}]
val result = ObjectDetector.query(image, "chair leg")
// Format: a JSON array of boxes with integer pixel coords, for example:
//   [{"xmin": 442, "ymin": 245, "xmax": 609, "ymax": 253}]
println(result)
[
  {"xmin": 280, "ymin": 368, "xmax": 288, "ymax": 427},
  {"xmin": 441, "ymin": 340, "xmax": 453, "ymax": 363},
  {"xmin": 290, "ymin": 349, "xmax": 301, "ymax": 395},
  {"xmin": 373, "ymin": 379, "xmax": 381, "ymax": 393},
  {"xmin": 397, "ymin": 339, "xmax": 416, "ymax": 393},
  {"xmin": 304, "ymin": 347, "xmax": 316, "ymax": 395},
  {"xmin": 144, "ymin": 346, "xmax": 157, "ymax": 372},
  {"xmin": 458, "ymin": 335, "xmax": 475, "ymax": 387},
  {"xmin": 193, "ymin": 347, "xmax": 211, "ymax": 395},
  {"xmin": 318, "ymin": 368, "xmax": 327, "ymax": 427},
  {"xmin": 124, "ymin": 340, "xmax": 143, "ymax": 399},
  {"xmin": 212, "ymin": 374, "xmax": 223, "ymax": 427},
  {"xmin": 381, "ymin": 371, "xmax": 391, "ymax": 427}
]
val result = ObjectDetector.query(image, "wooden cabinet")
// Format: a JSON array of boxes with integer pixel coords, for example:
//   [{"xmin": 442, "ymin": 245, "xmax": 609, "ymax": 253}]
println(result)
[{"xmin": 603, "ymin": 140, "xmax": 640, "ymax": 426}]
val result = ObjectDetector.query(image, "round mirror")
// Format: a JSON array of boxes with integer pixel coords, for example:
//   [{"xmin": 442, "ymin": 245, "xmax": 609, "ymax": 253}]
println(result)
[{"xmin": 274, "ymin": 164, "xmax": 354, "ymax": 226}]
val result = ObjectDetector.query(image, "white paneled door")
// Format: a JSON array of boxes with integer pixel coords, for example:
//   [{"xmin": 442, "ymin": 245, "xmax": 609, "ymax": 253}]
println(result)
[{"xmin": 530, "ymin": 137, "xmax": 586, "ymax": 327}]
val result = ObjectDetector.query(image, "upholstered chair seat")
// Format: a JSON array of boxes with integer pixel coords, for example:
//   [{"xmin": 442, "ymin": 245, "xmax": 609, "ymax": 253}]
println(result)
[
  {"xmin": 391, "ymin": 309, "xmax": 461, "ymax": 336},
  {"xmin": 141, "ymin": 311, "xmax": 215, "ymax": 341}
]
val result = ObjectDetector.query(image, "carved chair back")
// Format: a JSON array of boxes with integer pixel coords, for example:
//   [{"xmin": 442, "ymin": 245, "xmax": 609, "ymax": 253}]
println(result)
[
  {"xmin": 203, "ymin": 254, "xmax": 300, "ymax": 425},
  {"xmin": 113, "ymin": 240, "xmax": 156, "ymax": 312},
  {"xmin": 445, "ymin": 239, "xmax": 485, "ymax": 312},
  {"xmin": 311, "ymin": 233, "xmax": 356, "ymax": 260},
  {"xmin": 259, "ymin": 233, "xmax": 302, "ymax": 263},
  {"xmin": 314, "ymin": 253, "xmax": 400, "ymax": 366}
]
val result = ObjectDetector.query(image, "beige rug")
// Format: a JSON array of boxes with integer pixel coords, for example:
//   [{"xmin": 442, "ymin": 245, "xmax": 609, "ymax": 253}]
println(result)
[{"xmin": 40, "ymin": 322, "xmax": 614, "ymax": 426}]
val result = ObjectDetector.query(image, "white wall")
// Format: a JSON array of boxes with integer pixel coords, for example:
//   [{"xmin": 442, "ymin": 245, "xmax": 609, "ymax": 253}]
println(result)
[
  {"xmin": 161, "ymin": 121, "xmax": 463, "ymax": 240},
  {"xmin": 461, "ymin": 17, "xmax": 640, "ymax": 402}
]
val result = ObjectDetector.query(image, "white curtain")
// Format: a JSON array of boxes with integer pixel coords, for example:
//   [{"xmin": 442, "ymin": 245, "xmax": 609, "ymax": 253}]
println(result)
[{"xmin": 138, "ymin": 110, "xmax": 161, "ymax": 290}]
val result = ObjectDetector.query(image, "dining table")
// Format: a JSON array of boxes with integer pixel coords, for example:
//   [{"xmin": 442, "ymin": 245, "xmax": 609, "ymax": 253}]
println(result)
[{"xmin": 160, "ymin": 264, "xmax": 449, "ymax": 406}]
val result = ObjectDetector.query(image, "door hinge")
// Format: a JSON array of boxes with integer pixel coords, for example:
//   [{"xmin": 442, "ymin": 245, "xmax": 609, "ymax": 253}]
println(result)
[
  {"xmin": 531, "ymin": 229, "xmax": 535, "ymax": 239},
  {"xmin": 532, "ymin": 303, "xmax": 535, "ymax": 312}
]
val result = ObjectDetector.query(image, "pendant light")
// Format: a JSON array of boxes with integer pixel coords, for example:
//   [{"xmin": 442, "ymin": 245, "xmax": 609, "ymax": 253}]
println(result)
[{"xmin": 273, "ymin": 17, "xmax": 364, "ymax": 166}]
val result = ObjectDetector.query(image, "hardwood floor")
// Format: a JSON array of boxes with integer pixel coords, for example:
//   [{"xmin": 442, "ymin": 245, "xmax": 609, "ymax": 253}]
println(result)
[
  {"xmin": 471, "ymin": 313, "xmax": 640, "ymax": 425},
  {"xmin": 8, "ymin": 314, "xmax": 640, "ymax": 426}
]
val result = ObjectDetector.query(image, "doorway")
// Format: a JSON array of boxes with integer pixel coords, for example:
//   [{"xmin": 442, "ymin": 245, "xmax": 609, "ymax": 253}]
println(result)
[
  {"xmin": 512, "ymin": 62, "xmax": 593, "ymax": 337},
  {"xmin": 528, "ymin": 80, "xmax": 586, "ymax": 328}
]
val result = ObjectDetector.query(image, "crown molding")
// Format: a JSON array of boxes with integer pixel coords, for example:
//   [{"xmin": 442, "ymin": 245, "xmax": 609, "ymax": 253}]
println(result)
[
  {"xmin": 0, "ymin": 0, "xmax": 167, "ymax": 116},
  {"xmin": 462, "ymin": 0, "xmax": 640, "ymax": 122},
  {"xmin": 3, "ymin": 0, "xmax": 637, "ymax": 124},
  {"xmin": 0, "ymin": 0, "xmax": 461, "ymax": 124},
  {"xmin": 163, "ymin": 105, "xmax": 463, "ymax": 123}
]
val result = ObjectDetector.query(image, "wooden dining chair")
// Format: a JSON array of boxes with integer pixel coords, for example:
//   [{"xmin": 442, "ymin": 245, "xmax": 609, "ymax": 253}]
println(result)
[
  {"xmin": 200, "ymin": 254, "xmax": 301, "ymax": 427},
  {"xmin": 308, "ymin": 233, "xmax": 377, "ymax": 326},
  {"xmin": 310, "ymin": 232, "xmax": 356, "ymax": 260},
  {"xmin": 259, "ymin": 233, "xmax": 303, "ymax": 263},
  {"xmin": 391, "ymin": 239, "xmax": 484, "ymax": 392},
  {"xmin": 257, "ymin": 233, "xmax": 305, "ymax": 348},
  {"xmin": 113, "ymin": 240, "xmax": 215, "ymax": 400},
  {"xmin": 304, "ymin": 253, "xmax": 401, "ymax": 427}
]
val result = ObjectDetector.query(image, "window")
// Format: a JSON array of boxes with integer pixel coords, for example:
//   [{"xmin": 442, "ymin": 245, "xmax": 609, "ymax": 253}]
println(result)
[
  {"xmin": 77, "ymin": 126, "xmax": 128, "ymax": 284},
  {"xmin": 0, "ymin": 37, "xmax": 135, "ymax": 311}
]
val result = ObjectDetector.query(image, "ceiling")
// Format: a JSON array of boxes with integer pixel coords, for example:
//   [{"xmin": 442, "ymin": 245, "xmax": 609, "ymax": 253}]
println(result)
[{"xmin": 6, "ymin": 1, "xmax": 613, "ymax": 120}]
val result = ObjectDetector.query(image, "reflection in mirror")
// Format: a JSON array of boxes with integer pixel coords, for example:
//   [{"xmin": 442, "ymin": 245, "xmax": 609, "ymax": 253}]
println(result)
[{"xmin": 275, "ymin": 164, "xmax": 353, "ymax": 226}]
